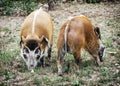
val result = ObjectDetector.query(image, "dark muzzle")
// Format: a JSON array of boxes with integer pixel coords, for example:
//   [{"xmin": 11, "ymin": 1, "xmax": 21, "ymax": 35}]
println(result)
[{"xmin": 98, "ymin": 47, "xmax": 105, "ymax": 62}]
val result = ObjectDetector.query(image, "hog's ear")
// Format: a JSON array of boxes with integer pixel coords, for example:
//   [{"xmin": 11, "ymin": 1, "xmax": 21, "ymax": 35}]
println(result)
[
  {"xmin": 94, "ymin": 27, "xmax": 101, "ymax": 39},
  {"xmin": 20, "ymin": 37, "xmax": 23, "ymax": 47},
  {"xmin": 38, "ymin": 35, "xmax": 49, "ymax": 45},
  {"xmin": 20, "ymin": 36, "xmax": 26, "ymax": 48}
]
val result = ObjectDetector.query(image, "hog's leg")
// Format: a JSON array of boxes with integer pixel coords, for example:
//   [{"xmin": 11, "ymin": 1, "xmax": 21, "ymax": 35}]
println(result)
[
  {"xmin": 73, "ymin": 49, "xmax": 82, "ymax": 73},
  {"xmin": 48, "ymin": 45, "xmax": 52, "ymax": 60},
  {"xmin": 57, "ymin": 48, "xmax": 65, "ymax": 76}
]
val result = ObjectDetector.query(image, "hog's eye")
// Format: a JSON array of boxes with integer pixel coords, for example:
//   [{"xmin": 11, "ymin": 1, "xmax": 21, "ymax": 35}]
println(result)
[
  {"xmin": 35, "ymin": 48, "xmax": 39, "ymax": 54},
  {"xmin": 25, "ymin": 48, "xmax": 29, "ymax": 53},
  {"xmin": 36, "ymin": 55, "xmax": 40, "ymax": 60},
  {"xmin": 23, "ymin": 54, "xmax": 27, "ymax": 59}
]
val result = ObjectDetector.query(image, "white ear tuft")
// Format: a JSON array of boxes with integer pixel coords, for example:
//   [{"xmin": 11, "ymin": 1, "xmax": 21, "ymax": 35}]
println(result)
[
  {"xmin": 25, "ymin": 46, "xmax": 30, "ymax": 53},
  {"xmin": 68, "ymin": 16, "xmax": 73, "ymax": 20},
  {"xmin": 80, "ymin": 15, "xmax": 86, "ymax": 17},
  {"xmin": 38, "ymin": 7, "xmax": 43, "ymax": 11}
]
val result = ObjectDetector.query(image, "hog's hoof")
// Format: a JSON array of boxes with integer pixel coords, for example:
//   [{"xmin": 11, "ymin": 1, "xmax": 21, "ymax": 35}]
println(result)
[
  {"xmin": 49, "ymin": 56, "xmax": 53, "ymax": 62},
  {"xmin": 31, "ymin": 70, "xmax": 34, "ymax": 73},
  {"xmin": 95, "ymin": 61, "xmax": 102, "ymax": 66},
  {"xmin": 75, "ymin": 70, "xmax": 80, "ymax": 75},
  {"xmin": 58, "ymin": 71, "xmax": 63, "ymax": 76}
]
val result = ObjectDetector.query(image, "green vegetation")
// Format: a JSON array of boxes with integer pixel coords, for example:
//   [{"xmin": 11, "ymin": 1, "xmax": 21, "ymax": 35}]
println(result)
[
  {"xmin": 0, "ymin": 2, "xmax": 120, "ymax": 86},
  {"xmin": 0, "ymin": 0, "xmax": 39, "ymax": 15},
  {"xmin": 0, "ymin": 0, "xmax": 117, "ymax": 16},
  {"xmin": 33, "ymin": 77, "xmax": 42, "ymax": 85},
  {"xmin": 0, "ymin": 18, "xmax": 119, "ymax": 85},
  {"xmin": 86, "ymin": 0, "xmax": 100, "ymax": 3},
  {"xmin": 0, "ymin": 51, "xmax": 15, "ymax": 63}
]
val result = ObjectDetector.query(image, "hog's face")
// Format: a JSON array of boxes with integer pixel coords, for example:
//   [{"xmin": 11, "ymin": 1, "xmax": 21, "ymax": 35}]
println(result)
[
  {"xmin": 20, "ymin": 39, "xmax": 41, "ymax": 70},
  {"xmin": 20, "ymin": 36, "xmax": 49, "ymax": 70},
  {"xmin": 94, "ymin": 27, "xmax": 105, "ymax": 62},
  {"xmin": 21, "ymin": 46, "xmax": 41, "ymax": 70}
]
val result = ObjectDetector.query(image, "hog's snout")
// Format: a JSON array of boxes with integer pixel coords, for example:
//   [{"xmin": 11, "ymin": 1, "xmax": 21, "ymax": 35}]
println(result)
[{"xmin": 99, "ymin": 47, "xmax": 105, "ymax": 62}]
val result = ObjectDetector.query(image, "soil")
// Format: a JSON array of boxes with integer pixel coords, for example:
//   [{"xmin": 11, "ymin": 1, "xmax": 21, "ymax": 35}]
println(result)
[{"xmin": 0, "ymin": 2, "xmax": 120, "ymax": 86}]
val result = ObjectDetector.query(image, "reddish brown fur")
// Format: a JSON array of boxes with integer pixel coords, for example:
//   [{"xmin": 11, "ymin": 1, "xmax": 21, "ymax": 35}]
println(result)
[{"xmin": 57, "ymin": 16, "xmax": 100, "ymax": 75}]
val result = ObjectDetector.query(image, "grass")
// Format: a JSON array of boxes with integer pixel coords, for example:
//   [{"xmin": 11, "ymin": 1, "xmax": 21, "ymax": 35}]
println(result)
[
  {"xmin": 98, "ymin": 78, "xmax": 113, "ymax": 84},
  {"xmin": 98, "ymin": 71, "xmax": 120, "ymax": 84},
  {"xmin": 0, "ymin": 19, "xmax": 120, "ymax": 85},
  {"xmin": 1, "ymin": 0, "xmax": 39, "ymax": 15},
  {"xmin": 33, "ymin": 77, "xmax": 42, "ymax": 85},
  {"xmin": 2, "ymin": 27, "xmax": 10, "ymax": 33},
  {"xmin": 0, "ymin": 51, "xmax": 15, "ymax": 63},
  {"xmin": 82, "ymin": 67, "xmax": 94, "ymax": 77},
  {"xmin": 99, "ymin": 68, "xmax": 110, "ymax": 77},
  {"xmin": 0, "ymin": 2, "xmax": 120, "ymax": 85}
]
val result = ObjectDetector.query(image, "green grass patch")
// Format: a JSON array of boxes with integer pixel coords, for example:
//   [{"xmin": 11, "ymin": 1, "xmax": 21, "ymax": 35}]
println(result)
[
  {"xmin": 98, "ymin": 72, "xmax": 120, "ymax": 84},
  {"xmin": 99, "ymin": 67, "xmax": 112, "ymax": 77},
  {"xmin": 2, "ymin": 27, "xmax": 10, "ymax": 33},
  {"xmin": 83, "ymin": 67, "xmax": 94, "ymax": 77},
  {"xmin": 1, "ymin": 0, "xmax": 39, "ymax": 15},
  {"xmin": 98, "ymin": 77, "xmax": 113, "ymax": 84},
  {"xmin": 33, "ymin": 77, "xmax": 42, "ymax": 85},
  {"xmin": 106, "ymin": 19, "xmax": 120, "ymax": 36},
  {"xmin": 0, "ymin": 51, "xmax": 15, "ymax": 63},
  {"xmin": 71, "ymin": 78, "xmax": 85, "ymax": 85},
  {"xmin": 115, "ymin": 51, "xmax": 120, "ymax": 59},
  {"xmin": 18, "ymin": 63, "xmax": 27, "ymax": 73}
]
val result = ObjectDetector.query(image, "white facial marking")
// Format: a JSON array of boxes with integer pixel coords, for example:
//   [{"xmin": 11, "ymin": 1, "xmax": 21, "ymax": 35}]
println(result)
[
  {"xmin": 21, "ymin": 46, "xmax": 41, "ymax": 70},
  {"xmin": 99, "ymin": 39, "xmax": 105, "ymax": 57},
  {"xmin": 32, "ymin": 9, "xmax": 40, "ymax": 34},
  {"xmin": 25, "ymin": 46, "xmax": 30, "ymax": 52},
  {"xmin": 68, "ymin": 16, "xmax": 73, "ymax": 20},
  {"xmin": 99, "ymin": 39, "xmax": 104, "ymax": 48},
  {"xmin": 40, "ymin": 50, "xmax": 45, "ymax": 58},
  {"xmin": 80, "ymin": 15, "xmax": 86, "ymax": 17}
]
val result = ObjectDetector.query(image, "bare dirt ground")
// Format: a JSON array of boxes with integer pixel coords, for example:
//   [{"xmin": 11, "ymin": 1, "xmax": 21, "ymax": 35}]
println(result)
[{"xmin": 0, "ymin": 2, "xmax": 120, "ymax": 86}]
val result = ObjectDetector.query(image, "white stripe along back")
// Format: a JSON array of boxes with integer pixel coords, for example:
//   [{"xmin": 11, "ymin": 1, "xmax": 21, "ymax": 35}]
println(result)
[{"xmin": 32, "ymin": 8, "xmax": 42, "ymax": 34}]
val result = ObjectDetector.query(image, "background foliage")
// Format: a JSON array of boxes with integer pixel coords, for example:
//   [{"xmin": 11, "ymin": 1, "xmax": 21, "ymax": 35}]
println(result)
[
  {"xmin": 0, "ymin": 0, "xmax": 117, "ymax": 16},
  {"xmin": 0, "ymin": 0, "xmax": 39, "ymax": 15}
]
